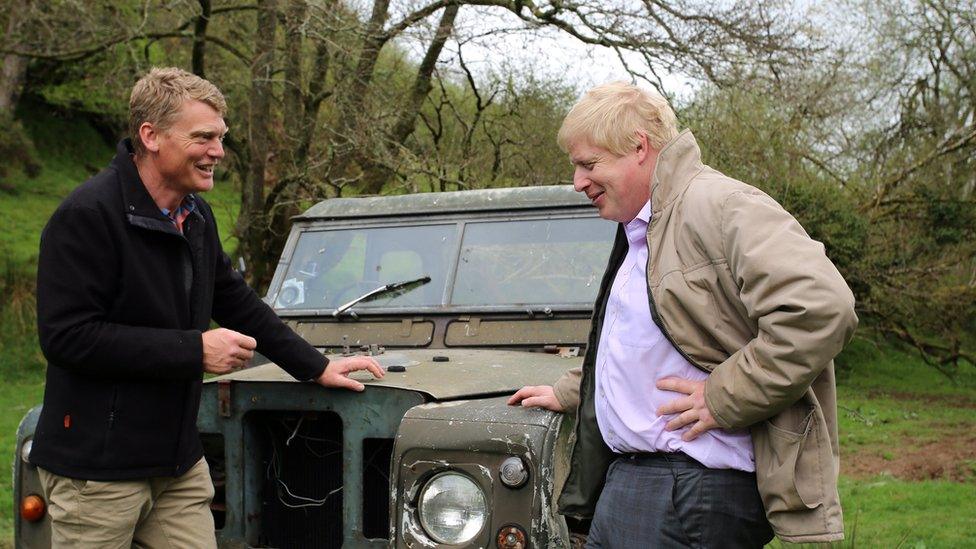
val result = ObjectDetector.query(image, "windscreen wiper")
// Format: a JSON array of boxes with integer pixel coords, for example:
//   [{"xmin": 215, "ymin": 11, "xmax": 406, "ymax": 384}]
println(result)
[{"xmin": 332, "ymin": 275, "xmax": 431, "ymax": 318}]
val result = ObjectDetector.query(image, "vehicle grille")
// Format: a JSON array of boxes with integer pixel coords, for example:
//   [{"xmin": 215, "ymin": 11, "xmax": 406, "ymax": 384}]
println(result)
[
  {"xmin": 245, "ymin": 412, "xmax": 395, "ymax": 548},
  {"xmin": 362, "ymin": 438, "xmax": 395, "ymax": 539},
  {"xmin": 254, "ymin": 412, "xmax": 344, "ymax": 548}
]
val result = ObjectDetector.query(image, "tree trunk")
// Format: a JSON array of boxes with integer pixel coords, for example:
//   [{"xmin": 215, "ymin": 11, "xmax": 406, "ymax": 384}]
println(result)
[
  {"xmin": 324, "ymin": 0, "xmax": 391, "ymax": 192},
  {"xmin": 0, "ymin": 2, "xmax": 31, "ymax": 113},
  {"xmin": 358, "ymin": 4, "xmax": 459, "ymax": 194},
  {"xmin": 239, "ymin": 0, "xmax": 278, "ymax": 291},
  {"xmin": 281, "ymin": 0, "xmax": 307, "ymax": 172},
  {"xmin": 191, "ymin": 0, "xmax": 212, "ymax": 78},
  {"xmin": 0, "ymin": 54, "xmax": 28, "ymax": 113}
]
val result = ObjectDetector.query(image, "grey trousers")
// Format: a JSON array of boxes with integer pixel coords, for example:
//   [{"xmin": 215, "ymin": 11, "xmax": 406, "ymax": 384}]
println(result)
[{"xmin": 586, "ymin": 452, "xmax": 773, "ymax": 549}]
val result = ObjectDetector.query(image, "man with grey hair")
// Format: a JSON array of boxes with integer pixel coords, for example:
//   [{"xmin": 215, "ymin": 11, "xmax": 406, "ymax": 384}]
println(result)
[
  {"xmin": 31, "ymin": 67, "xmax": 383, "ymax": 548},
  {"xmin": 510, "ymin": 81, "xmax": 857, "ymax": 547}
]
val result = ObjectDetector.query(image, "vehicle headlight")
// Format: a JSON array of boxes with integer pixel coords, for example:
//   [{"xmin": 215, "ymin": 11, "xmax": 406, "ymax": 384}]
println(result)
[{"xmin": 417, "ymin": 472, "xmax": 487, "ymax": 545}]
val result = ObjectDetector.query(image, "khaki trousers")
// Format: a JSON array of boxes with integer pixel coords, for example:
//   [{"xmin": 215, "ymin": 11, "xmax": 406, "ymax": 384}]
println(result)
[{"xmin": 38, "ymin": 458, "xmax": 217, "ymax": 549}]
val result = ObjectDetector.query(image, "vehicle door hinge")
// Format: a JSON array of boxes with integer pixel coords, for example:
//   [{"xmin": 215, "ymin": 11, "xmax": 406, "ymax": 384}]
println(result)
[
  {"xmin": 399, "ymin": 318, "xmax": 417, "ymax": 337},
  {"xmin": 462, "ymin": 316, "xmax": 480, "ymax": 337}
]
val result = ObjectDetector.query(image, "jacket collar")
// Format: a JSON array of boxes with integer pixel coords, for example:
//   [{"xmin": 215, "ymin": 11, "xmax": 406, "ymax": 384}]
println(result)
[
  {"xmin": 113, "ymin": 139, "xmax": 205, "ymax": 235},
  {"xmin": 649, "ymin": 130, "xmax": 705, "ymax": 215}
]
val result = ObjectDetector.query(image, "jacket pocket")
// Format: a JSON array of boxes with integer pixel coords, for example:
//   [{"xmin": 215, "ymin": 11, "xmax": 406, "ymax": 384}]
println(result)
[{"xmin": 752, "ymin": 405, "xmax": 823, "ymax": 513}]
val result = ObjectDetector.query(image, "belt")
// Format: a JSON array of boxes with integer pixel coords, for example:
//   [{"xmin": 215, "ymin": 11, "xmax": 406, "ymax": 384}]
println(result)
[{"xmin": 616, "ymin": 451, "xmax": 706, "ymax": 469}]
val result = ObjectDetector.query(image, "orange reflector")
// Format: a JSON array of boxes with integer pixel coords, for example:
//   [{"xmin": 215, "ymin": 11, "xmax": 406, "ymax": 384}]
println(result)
[
  {"xmin": 20, "ymin": 494, "xmax": 46, "ymax": 522},
  {"xmin": 497, "ymin": 525, "xmax": 526, "ymax": 549}
]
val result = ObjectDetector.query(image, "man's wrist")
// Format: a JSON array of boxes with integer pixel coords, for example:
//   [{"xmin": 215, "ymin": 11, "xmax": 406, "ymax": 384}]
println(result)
[{"xmin": 310, "ymin": 357, "xmax": 328, "ymax": 382}]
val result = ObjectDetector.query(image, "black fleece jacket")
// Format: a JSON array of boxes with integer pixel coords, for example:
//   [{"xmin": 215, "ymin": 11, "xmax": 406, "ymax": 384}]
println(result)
[{"xmin": 31, "ymin": 139, "xmax": 327, "ymax": 480}]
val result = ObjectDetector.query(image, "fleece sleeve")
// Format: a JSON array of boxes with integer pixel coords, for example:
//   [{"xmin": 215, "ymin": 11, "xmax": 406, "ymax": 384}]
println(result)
[{"xmin": 208, "ymin": 216, "xmax": 326, "ymax": 382}]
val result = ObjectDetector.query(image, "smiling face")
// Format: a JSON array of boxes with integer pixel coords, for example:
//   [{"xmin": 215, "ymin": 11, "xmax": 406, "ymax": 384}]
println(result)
[
  {"xmin": 568, "ymin": 134, "xmax": 657, "ymax": 223},
  {"xmin": 138, "ymin": 99, "xmax": 227, "ymax": 201}
]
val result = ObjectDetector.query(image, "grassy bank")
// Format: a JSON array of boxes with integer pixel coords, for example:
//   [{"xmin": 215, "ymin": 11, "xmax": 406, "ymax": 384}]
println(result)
[{"xmin": 829, "ymin": 339, "xmax": 976, "ymax": 547}]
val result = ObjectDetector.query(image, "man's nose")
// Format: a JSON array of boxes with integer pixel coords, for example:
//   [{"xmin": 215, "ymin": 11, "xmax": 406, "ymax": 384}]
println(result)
[
  {"xmin": 210, "ymin": 139, "xmax": 225, "ymax": 159},
  {"xmin": 573, "ymin": 169, "xmax": 590, "ymax": 192}
]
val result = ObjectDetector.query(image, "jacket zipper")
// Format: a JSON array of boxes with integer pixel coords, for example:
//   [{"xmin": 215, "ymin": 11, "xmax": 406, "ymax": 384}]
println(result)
[{"xmin": 108, "ymin": 387, "xmax": 118, "ymax": 430}]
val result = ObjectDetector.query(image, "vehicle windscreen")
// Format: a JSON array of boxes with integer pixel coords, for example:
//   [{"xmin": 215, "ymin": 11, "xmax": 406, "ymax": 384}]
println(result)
[
  {"xmin": 273, "ymin": 224, "xmax": 456, "ymax": 310},
  {"xmin": 272, "ymin": 216, "xmax": 614, "ymax": 311},
  {"xmin": 452, "ymin": 218, "xmax": 614, "ymax": 306}
]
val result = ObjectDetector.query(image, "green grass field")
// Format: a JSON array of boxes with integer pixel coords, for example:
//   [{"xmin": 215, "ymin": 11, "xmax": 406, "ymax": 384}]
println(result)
[
  {"xmin": 0, "ymin": 107, "xmax": 973, "ymax": 547},
  {"xmin": 825, "ymin": 339, "xmax": 976, "ymax": 547}
]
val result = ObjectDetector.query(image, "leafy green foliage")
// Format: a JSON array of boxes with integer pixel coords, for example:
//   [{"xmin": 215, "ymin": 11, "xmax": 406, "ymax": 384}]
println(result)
[
  {"xmin": 682, "ymin": 10, "xmax": 976, "ymax": 371},
  {"xmin": 405, "ymin": 74, "xmax": 576, "ymax": 192}
]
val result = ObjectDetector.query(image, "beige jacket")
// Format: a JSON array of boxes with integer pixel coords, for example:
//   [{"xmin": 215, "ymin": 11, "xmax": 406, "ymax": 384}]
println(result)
[{"xmin": 554, "ymin": 130, "xmax": 857, "ymax": 543}]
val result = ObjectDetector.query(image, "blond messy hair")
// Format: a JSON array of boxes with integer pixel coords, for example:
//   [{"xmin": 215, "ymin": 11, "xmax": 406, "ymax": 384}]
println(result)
[
  {"xmin": 128, "ymin": 67, "xmax": 227, "ymax": 155},
  {"xmin": 557, "ymin": 81, "xmax": 679, "ymax": 156}
]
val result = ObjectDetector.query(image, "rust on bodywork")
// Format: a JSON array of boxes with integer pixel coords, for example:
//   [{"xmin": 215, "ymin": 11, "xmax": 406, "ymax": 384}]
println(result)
[{"xmin": 217, "ymin": 379, "xmax": 232, "ymax": 418}]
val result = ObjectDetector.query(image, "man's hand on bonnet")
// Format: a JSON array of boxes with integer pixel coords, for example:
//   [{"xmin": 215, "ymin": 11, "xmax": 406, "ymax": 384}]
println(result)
[
  {"xmin": 507, "ymin": 385, "xmax": 564, "ymax": 412},
  {"xmin": 656, "ymin": 377, "xmax": 720, "ymax": 441},
  {"xmin": 202, "ymin": 328, "xmax": 256, "ymax": 374},
  {"xmin": 317, "ymin": 356, "xmax": 385, "ymax": 392}
]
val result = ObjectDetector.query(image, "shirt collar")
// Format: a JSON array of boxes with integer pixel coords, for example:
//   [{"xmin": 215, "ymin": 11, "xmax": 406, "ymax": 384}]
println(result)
[
  {"xmin": 624, "ymin": 200, "xmax": 651, "ymax": 245},
  {"xmin": 160, "ymin": 194, "xmax": 197, "ymax": 218}
]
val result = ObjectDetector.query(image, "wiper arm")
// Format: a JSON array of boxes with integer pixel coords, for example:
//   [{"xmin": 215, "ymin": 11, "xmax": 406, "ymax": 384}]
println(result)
[{"xmin": 332, "ymin": 275, "xmax": 431, "ymax": 318}]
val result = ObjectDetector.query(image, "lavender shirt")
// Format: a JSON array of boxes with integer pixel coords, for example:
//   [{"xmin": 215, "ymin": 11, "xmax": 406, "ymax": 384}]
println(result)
[{"xmin": 593, "ymin": 201, "xmax": 755, "ymax": 471}]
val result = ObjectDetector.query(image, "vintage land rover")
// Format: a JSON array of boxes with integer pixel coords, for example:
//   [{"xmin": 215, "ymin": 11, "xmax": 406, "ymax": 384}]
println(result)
[{"xmin": 14, "ymin": 185, "xmax": 617, "ymax": 548}]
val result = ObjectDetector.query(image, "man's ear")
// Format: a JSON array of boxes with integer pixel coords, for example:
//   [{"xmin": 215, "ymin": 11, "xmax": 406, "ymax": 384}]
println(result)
[
  {"xmin": 635, "ymin": 131, "xmax": 653, "ymax": 164},
  {"xmin": 138, "ymin": 122, "xmax": 161, "ymax": 153}
]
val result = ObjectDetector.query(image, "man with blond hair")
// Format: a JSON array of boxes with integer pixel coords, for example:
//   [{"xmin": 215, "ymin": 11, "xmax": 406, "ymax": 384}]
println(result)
[
  {"xmin": 31, "ymin": 67, "xmax": 383, "ymax": 548},
  {"xmin": 510, "ymin": 82, "xmax": 857, "ymax": 547}
]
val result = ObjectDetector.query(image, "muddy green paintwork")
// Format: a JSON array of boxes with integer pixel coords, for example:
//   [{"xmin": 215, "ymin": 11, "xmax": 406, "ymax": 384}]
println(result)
[
  {"xmin": 392, "ymin": 397, "xmax": 575, "ymax": 548},
  {"xmin": 209, "ymin": 349, "xmax": 582, "ymax": 400}
]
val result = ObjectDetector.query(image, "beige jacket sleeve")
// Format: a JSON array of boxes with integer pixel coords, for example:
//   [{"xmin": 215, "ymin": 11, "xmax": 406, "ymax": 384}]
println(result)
[
  {"xmin": 704, "ymin": 190, "xmax": 858, "ymax": 430},
  {"xmin": 553, "ymin": 366, "xmax": 582, "ymax": 412}
]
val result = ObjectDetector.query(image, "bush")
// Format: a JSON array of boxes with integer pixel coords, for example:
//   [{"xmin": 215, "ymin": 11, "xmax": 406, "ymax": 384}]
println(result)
[{"xmin": 0, "ymin": 257, "xmax": 44, "ymax": 381}]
